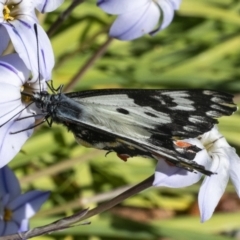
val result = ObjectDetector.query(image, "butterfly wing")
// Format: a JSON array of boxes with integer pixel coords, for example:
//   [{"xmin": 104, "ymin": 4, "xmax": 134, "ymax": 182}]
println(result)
[
  {"xmin": 53, "ymin": 89, "xmax": 236, "ymax": 174},
  {"xmin": 64, "ymin": 89, "xmax": 236, "ymax": 138}
]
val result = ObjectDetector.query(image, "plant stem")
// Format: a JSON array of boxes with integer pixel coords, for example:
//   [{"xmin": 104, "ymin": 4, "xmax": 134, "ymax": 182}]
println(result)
[
  {"xmin": 47, "ymin": 0, "xmax": 85, "ymax": 37},
  {"xmin": 80, "ymin": 174, "xmax": 154, "ymax": 221},
  {"xmin": 63, "ymin": 37, "xmax": 113, "ymax": 92},
  {"xmin": 0, "ymin": 175, "xmax": 154, "ymax": 240}
]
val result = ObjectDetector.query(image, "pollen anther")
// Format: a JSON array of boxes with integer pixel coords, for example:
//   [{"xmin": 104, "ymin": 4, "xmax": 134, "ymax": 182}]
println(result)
[
  {"xmin": 4, "ymin": 208, "xmax": 12, "ymax": 221},
  {"xmin": 3, "ymin": 5, "xmax": 14, "ymax": 21}
]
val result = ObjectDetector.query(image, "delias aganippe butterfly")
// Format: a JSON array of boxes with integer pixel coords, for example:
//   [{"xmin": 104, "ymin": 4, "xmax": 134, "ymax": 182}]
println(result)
[{"xmin": 28, "ymin": 88, "xmax": 237, "ymax": 175}]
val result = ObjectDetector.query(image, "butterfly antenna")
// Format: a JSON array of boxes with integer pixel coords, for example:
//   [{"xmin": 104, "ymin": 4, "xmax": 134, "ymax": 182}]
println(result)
[
  {"xmin": 33, "ymin": 24, "xmax": 42, "ymax": 92},
  {"xmin": 10, "ymin": 119, "xmax": 47, "ymax": 134},
  {"xmin": 34, "ymin": 24, "xmax": 56, "ymax": 94},
  {"xmin": 11, "ymin": 115, "xmax": 53, "ymax": 134},
  {"xmin": 0, "ymin": 101, "xmax": 34, "ymax": 128}
]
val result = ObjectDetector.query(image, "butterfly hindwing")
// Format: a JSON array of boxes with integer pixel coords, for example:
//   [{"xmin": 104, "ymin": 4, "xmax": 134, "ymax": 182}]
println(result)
[{"xmin": 57, "ymin": 112, "xmax": 209, "ymax": 174}]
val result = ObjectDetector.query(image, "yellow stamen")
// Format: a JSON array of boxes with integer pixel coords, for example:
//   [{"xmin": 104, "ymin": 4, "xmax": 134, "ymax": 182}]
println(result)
[
  {"xmin": 4, "ymin": 208, "xmax": 12, "ymax": 221},
  {"xmin": 3, "ymin": 5, "xmax": 14, "ymax": 21},
  {"xmin": 21, "ymin": 85, "xmax": 33, "ymax": 103},
  {"xmin": 21, "ymin": 94, "xmax": 32, "ymax": 103}
]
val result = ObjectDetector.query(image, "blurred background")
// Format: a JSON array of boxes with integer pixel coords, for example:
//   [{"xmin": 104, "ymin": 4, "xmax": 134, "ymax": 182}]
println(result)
[{"xmin": 11, "ymin": 0, "xmax": 240, "ymax": 239}]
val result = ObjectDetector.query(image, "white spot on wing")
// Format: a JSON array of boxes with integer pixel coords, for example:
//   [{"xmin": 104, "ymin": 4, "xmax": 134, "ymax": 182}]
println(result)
[
  {"xmin": 211, "ymin": 96, "xmax": 223, "ymax": 103},
  {"xmin": 170, "ymin": 105, "xmax": 195, "ymax": 111},
  {"xmin": 203, "ymin": 90, "xmax": 215, "ymax": 95},
  {"xmin": 151, "ymin": 95, "xmax": 166, "ymax": 105},
  {"xmin": 188, "ymin": 116, "xmax": 205, "ymax": 124},
  {"xmin": 211, "ymin": 104, "xmax": 224, "ymax": 111},
  {"xmin": 183, "ymin": 125, "xmax": 197, "ymax": 132},
  {"xmin": 206, "ymin": 111, "xmax": 221, "ymax": 117},
  {"xmin": 162, "ymin": 91, "xmax": 195, "ymax": 111}
]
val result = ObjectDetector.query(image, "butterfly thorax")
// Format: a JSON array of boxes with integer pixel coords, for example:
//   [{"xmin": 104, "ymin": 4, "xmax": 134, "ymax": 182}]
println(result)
[{"xmin": 32, "ymin": 91, "xmax": 61, "ymax": 116}]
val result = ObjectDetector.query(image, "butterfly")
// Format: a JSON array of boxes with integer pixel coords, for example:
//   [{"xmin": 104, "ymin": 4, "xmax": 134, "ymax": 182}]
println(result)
[{"xmin": 28, "ymin": 88, "xmax": 237, "ymax": 176}]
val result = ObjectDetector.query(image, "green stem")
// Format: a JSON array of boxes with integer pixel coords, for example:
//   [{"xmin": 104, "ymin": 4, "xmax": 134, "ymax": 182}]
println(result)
[
  {"xmin": 0, "ymin": 175, "xmax": 154, "ymax": 240},
  {"xmin": 63, "ymin": 37, "xmax": 113, "ymax": 92},
  {"xmin": 47, "ymin": 0, "xmax": 85, "ymax": 37}
]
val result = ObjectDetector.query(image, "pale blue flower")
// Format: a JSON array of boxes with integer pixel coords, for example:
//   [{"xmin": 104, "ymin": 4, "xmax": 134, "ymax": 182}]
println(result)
[
  {"xmin": 0, "ymin": 165, "xmax": 50, "ymax": 235},
  {"xmin": 97, "ymin": 0, "xmax": 182, "ymax": 40},
  {"xmin": 0, "ymin": 0, "xmax": 63, "ymax": 81},
  {"xmin": 153, "ymin": 126, "xmax": 240, "ymax": 222},
  {"xmin": 35, "ymin": 0, "xmax": 64, "ymax": 13},
  {"xmin": 0, "ymin": 53, "xmax": 47, "ymax": 167}
]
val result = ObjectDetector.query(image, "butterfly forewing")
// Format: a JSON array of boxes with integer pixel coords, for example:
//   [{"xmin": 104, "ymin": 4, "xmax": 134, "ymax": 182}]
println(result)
[{"xmin": 65, "ymin": 89, "xmax": 236, "ymax": 138}]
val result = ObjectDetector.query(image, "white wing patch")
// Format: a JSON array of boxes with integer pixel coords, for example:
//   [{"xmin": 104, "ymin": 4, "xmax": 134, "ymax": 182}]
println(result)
[
  {"xmin": 78, "ymin": 103, "xmax": 154, "ymax": 139},
  {"xmin": 74, "ymin": 94, "xmax": 172, "ymax": 135},
  {"xmin": 161, "ymin": 91, "xmax": 195, "ymax": 111},
  {"xmin": 79, "ymin": 94, "xmax": 136, "ymax": 106}
]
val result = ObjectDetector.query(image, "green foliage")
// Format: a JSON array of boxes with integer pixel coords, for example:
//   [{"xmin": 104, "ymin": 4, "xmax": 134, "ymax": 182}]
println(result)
[{"xmin": 12, "ymin": 0, "xmax": 240, "ymax": 239}]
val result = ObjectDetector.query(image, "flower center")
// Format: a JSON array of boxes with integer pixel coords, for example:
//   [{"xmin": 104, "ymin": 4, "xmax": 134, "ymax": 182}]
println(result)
[
  {"xmin": 21, "ymin": 94, "xmax": 32, "ymax": 103},
  {"xmin": 3, "ymin": 5, "xmax": 14, "ymax": 21},
  {"xmin": 3, "ymin": 208, "xmax": 12, "ymax": 221},
  {"xmin": 21, "ymin": 85, "xmax": 34, "ymax": 104}
]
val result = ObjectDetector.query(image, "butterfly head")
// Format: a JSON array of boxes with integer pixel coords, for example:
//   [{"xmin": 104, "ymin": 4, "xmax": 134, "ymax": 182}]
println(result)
[{"xmin": 32, "ymin": 91, "xmax": 52, "ymax": 113}]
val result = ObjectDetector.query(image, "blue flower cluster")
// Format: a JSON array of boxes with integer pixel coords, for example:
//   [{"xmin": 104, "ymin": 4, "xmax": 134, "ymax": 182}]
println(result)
[{"xmin": 0, "ymin": 0, "xmax": 239, "ymax": 237}]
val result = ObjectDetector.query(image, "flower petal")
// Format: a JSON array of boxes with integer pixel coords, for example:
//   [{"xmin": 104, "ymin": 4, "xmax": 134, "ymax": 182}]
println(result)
[
  {"xmin": 150, "ymin": 0, "xmax": 176, "ymax": 35},
  {"xmin": 0, "ymin": 166, "xmax": 21, "ymax": 200},
  {"xmin": 199, "ymin": 125, "xmax": 223, "ymax": 147},
  {"xmin": 198, "ymin": 149, "xmax": 230, "ymax": 222},
  {"xmin": 227, "ymin": 147, "xmax": 240, "ymax": 197},
  {"xmin": 165, "ymin": 0, "xmax": 182, "ymax": 10},
  {"xmin": 9, "ymin": 191, "xmax": 50, "ymax": 220},
  {"xmin": 1, "ymin": 221, "xmax": 19, "ymax": 236},
  {"xmin": 109, "ymin": 2, "xmax": 160, "ymax": 40},
  {"xmin": 154, "ymin": 158, "xmax": 202, "ymax": 187},
  {"xmin": 97, "ymin": 0, "xmax": 149, "ymax": 14},
  {"xmin": 12, "ymin": 0, "xmax": 36, "ymax": 17},
  {"xmin": 35, "ymin": 24, "xmax": 54, "ymax": 81},
  {"xmin": 0, "ymin": 109, "xmax": 35, "ymax": 168},
  {"xmin": 18, "ymin": 219, "xmax": 29, "ymax": 232},
  {"xmin": 0, "ymin": 54, "xmax": 30, "ymax": 87},
  {"xmin": 3, "ymin": 21, "xmax": 54, "ymax": 82},
  {"xmin": 0, "ymin": 221, "xmax": 5, "ymax": 236},
  {"xmin": 0, "ymin": 3, "xmax": 4, "ymax": 23},
  {"xmin": 0, "ymin": 26, "xmax": 10, "ymax": 55},
  {"xmin": 35, "ymin": 0, "xmax": 64, "ymax": 13},
  {"xmin": 154, "ymin": 137, "xmax": 212, "ymax": 188},
  {"xmin": 0, "ymin": 83, "xmax": 21, "ymax": 107}
]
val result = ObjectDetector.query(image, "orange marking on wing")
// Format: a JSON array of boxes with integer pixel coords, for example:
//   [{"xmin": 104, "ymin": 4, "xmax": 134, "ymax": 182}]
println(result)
[
  {"xmin": 117, "ymin": 154, "xmax": 130, "ymax": 162},
  {"xmin": 174, "ymin": 141, "xmax": 192, "ymax": 148}
]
